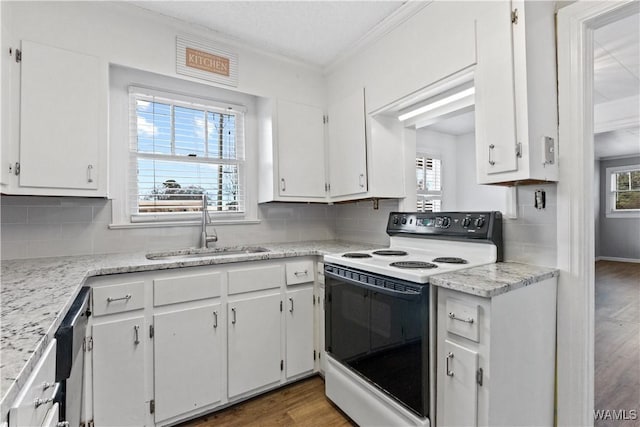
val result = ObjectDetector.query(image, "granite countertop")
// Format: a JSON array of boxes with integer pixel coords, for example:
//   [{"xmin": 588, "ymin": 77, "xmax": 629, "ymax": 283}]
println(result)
[
  {"xmin": 0, "ymin": 240, "xmax": 379, "ymax": 415},
  {"xmin": 429, "ymin": 262, "xmax": 559, "ymax": 298}
]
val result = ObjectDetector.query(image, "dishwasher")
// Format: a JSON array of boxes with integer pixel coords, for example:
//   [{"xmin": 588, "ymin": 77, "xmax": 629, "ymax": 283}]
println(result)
[{"xmin": 54, "ymin": 287, "xmax": 91, "ymax": 427}]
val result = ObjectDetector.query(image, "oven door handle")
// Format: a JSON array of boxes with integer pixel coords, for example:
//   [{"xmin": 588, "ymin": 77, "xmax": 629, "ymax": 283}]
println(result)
[{"xmin": 324, "ymin": 269, "xmax": 422, "ymax": 300}]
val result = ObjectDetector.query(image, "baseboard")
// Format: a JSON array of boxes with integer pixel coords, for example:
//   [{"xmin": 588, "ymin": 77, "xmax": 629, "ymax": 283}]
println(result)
[{"xmin": 596, "ymin": 256, "xmax": 640, "ymax": 264}]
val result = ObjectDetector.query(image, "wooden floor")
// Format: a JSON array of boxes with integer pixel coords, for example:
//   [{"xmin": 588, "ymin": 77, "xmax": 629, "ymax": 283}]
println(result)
[
  {"xmin": 179, "ymin": 376, "xmax": 354, "ymax": 427},
  {"xmin": 594, "ymin": 261, "xmax": 640, "ymax": 427}
]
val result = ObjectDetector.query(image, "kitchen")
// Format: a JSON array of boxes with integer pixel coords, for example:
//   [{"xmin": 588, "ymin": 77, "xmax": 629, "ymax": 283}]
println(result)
[{"xmin": 1, "ymin": 1, "xmax": 637, "ymax": 426}]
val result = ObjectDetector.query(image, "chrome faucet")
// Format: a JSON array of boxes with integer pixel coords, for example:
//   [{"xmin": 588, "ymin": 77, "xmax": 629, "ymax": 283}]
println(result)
[{"xmin": 200, "ymin": 194, "xmax": 218, "ymax": 249}]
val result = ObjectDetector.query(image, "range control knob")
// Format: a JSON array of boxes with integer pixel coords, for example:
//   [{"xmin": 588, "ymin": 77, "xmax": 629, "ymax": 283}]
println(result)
[
  {"xmin": 441, "ymin": 217, "xmax": 451, "ymax": 228},
  {"xmin": 474, "ymin": 217, "xmax": 486, "ymax": 228},
  {"xmin": 392, "ymin": 216, "xmax": 399, "ymax": 225},
  {"xmin": 401, "ymin": 217, "xmax": 407, "ymax": 225},
  {"xmin": 462, "ymin": 217, "xmax": 471, "ymax": 228}
]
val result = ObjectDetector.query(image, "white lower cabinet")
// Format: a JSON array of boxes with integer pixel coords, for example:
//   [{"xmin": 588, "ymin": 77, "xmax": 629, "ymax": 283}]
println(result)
[
  {"xmin": 228, "ymin": 293, "xmax": 282, "ymax": 398},
  {"xmin": 85, "ymin": 258, "xmax": 317, "ymax": 426},
  {"xmin": 436, "ymin": 278, "xmax": 557, "ymax": 427},
  {"xmin": 153, "ymin": 303, "xmax": 222, "ymax": 423},
  {"xmin": 285, "ymin": 286, "xmax": 314, "ymax": 379},
  {"xmin": 441, "ymin": 340, "xmax": 479, "ymax": 427},
  {"xmin": 92, "ymin": 316, "xmax": 147, "ymax": 427}
]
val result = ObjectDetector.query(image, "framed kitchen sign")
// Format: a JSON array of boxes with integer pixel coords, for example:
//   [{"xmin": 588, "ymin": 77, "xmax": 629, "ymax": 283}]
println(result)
[{"xmin": 176, "ymin": 35, "xmax": 238, "ymax": 87}]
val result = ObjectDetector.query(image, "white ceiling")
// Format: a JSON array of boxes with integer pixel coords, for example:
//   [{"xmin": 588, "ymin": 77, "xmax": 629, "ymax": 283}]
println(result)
[
  {"xmin": 593, "ymin": 12, "xmax": 640, "ymax": 159},
  {"xmin": 130, "ymin": 1, "xmax": 405, "ymax": 67}
]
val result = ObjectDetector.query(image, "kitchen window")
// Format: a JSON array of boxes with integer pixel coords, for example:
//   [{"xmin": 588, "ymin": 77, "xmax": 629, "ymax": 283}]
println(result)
[
  {"xmin": 129, "ymin": 88, "xmax": 245, "ymax": 221},
  {"xmin": 416, "ymin": 155, "xmax": 442, "ymax": 212},
  {"xmin": 606, "ymin": 165, "xmax": 640, "ymax": 218}
]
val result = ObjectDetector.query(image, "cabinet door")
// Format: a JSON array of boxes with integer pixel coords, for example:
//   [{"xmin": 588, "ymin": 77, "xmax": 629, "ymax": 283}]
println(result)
[
  {"xmin": 228, "ymin": 293, "xmax": 282, "ymax": 398},
  {"xmin": 285, "ymin": 287, "xmax": 314, "ymax": 378},
  {"xmin": 276, "ymin": 99, "xmax": 326, "ymax": 198},
  {"xmin": 316, "ymin": 284, "xmax": 327, "ymax": 374},
  {"xmin": 474, "ymin": 2, "xmax": 519, "ymax": 178},
  {"xmin": 153, "ymin": 304, "xmax": 222, "ymax": 422},
  {"xmin": 19, "ymin": 40, "xmax": 100, "ymax": 190},
  {"xmin": 328, "ymin": 88, "xmax": 368, "ymax": 198},
  {"xmin": 92, "ymin": 316, "xmax": 146, "ymax": 427},
  {"xmin": 442, "ymin": 340, "xmax": 479, "ymax": 427}
]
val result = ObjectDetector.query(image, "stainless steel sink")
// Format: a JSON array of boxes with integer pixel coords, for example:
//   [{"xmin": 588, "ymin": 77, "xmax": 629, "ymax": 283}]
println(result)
[{"xmin": 146, "ymin": 246, "xmax": 270, "ymax": 260}]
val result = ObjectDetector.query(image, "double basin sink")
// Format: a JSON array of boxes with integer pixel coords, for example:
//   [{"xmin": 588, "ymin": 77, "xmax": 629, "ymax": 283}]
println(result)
[{"xmin": 146, "ymin": 246, "xmax": 270, "ymax": 261}]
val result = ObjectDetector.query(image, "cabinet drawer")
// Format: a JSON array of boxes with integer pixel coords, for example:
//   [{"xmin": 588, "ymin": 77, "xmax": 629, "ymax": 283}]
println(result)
[
  {"xmin": 154, "ymin": 272, "xmax": 222, "ymax": 307},
  {"xmin": 228, "ymin": 264, "xmax": 284, "ymax": 295},
  {"xmin": 92, "ymin": 281, "xmax": 145, "ymax": 316},
  {"xmin": 9, "ymin": 339, "xmax": 57, "ymax": 427},
  {"xmin": 285, "ymin": 260, "xmax": 314, "ymax": 285},
  {"xmin": 445, "ymin": 298, "xmax": 480, "ymax": 342}
]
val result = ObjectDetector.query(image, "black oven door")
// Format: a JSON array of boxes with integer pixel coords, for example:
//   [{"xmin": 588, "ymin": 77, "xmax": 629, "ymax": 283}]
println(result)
[{"xmin": 324, "ymin": 264, "xmax": 429, "ymax": 418}]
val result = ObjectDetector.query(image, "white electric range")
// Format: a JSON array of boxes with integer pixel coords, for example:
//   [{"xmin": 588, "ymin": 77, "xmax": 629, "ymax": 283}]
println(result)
[{"xmin": 323, "ymin": 211, "xmax": 503, "ymax": 427}]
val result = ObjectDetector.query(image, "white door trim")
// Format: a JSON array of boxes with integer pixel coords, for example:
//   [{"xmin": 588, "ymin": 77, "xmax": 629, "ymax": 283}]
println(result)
[{"xmin": 556, "ymin": 1, "xmax": 639, "ymax": 426}]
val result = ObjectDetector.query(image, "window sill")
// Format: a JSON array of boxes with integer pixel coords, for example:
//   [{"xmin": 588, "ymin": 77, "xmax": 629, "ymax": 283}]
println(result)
[
  {"xmin": 109, "ymin": 219, "xmax": 262, "ymax": 229},
  {"xmin": 605, "ymin": 211, "xmax": 640, "ymax": 219}
]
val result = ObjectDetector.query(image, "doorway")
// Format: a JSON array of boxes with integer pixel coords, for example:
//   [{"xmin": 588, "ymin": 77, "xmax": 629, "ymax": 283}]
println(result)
[
  {"xmin": 557, "ymin": 1, "xmax": 640, "ymax": 425},
  {"xmin": 592, "ymin": 10, "xmax": 640, "ymax": 425}
]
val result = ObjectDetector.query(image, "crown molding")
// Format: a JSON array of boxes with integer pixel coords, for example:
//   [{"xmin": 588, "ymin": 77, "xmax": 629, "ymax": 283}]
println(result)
[{"xmin": 324, "ymin": 1, "xmax": 433, "ymax": 75}]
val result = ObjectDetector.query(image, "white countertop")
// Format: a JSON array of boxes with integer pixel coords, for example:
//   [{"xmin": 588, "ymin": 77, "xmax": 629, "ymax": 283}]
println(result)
[{"xmin": 0, "ymin": 240, "xmax": 379, "ymax": 416}]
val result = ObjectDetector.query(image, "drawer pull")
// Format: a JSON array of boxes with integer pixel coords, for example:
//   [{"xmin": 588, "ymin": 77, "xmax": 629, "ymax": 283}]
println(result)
[
  {"xmin": 133, "ymin": 325, "xmax": 140, "ymax": 345},
  {"xmin": 294, "ymin": 270, "xmax": 308, "ymax": 277},
  {"xmin": 107, "ymin": 294, "xmax": 131, "ymax": 303},
  {"xmin": 34, "ymin": 397, "xmax": 54, "ymax": 408},
  {"xmin": 446, "ymin": 352, "xmax": 454, "ymax": 377},
  {"xmin": 213, "ymin": 311, "xmax": 218, "ymax": 329},
  {"xmin": 448, "ymin": 312, "xmax": 474, "ymax": 324}
]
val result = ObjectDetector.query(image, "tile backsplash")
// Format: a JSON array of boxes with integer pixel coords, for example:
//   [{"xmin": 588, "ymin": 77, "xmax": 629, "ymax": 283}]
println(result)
[
  {"xmin": 0, "ymin": 196, "xmax": 336, "ymax": 260},
  {"xmin": 1, "ymin": 189, "xmax": 557, "ymax": 267}
]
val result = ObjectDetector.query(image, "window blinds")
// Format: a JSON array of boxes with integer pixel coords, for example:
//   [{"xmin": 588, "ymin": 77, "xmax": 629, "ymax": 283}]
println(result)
[
  {"xmin": 129, "ymin": 88, "xmax": 245, "ymax": 218},
  {"xmin": 416, "ymin": 155, "xmax": 442, "ymax": 212}
]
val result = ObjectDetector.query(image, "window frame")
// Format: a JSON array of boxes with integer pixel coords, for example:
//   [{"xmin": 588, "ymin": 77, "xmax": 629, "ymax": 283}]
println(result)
[
  {"xmin": 108, "ymin": 65, "xmax": 259, "ymax": 229},
  {"xmin": 129, "ymin": 87, "xmax": 246, "ymax": 223},
  {"xmin": 605, "ymin": 164, "xmax": 640, "ymax": 218}
]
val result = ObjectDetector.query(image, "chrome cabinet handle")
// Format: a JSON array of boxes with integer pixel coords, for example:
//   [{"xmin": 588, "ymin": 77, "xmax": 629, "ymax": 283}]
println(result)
[
  {"xmin": 107, "ymin": 294, "xmax": 131, "ymax": 303},
  {"xmin": 488, "ymin": 144, "xmax": 496, "ymax": 166},
  {"xmin": 289, "ymin": 297, "xmax": 294, "ymax": 313},
  {"xmin": 359, "ymin": 173, "xmax": 365, "ymax": 188},
  {"xmin": 133, "ymin": 325, "xmax": 140, "ymax": 345},
  {"xmin": 41, "ymin": 381, "xmax": 55, "ymax": 390},
  {"xmin": 294, "ymin": 270, "xmax": 308, "ymax": 277},
  {"xmin": 213, "ymin": 311, "xmax": 218, "ymax": 329},
  {"xmin": 281, "ymin": 178, "xmax": 286, "ymax": 192},
  {"xmin": 231, "ymin": 308, "xmax": 236, "ymax": 324},
  {"xmin": 34, "ymin": 396, "xmax": 55, "ymax": 408},
  {"xmin": 446, "ymin": 352, "xmax": 454, "ymax": 377},
  {"xmin": 87, "ymin": 164, "xmax": 94, "ymax": 183},
  {"xmin": 448, "ymin": 312, "xmax": 475, "ymax": 324}
]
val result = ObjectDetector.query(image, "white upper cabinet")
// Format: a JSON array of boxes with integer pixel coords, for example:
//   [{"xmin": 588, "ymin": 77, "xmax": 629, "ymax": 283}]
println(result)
[
  {"xmin": 5, "ymin": 40, "xmax": 108, "ymax": 196},
  {"xmin": 258, "ymin": 98, "xmax": 327, "ymax": 203},
  {"xmin": 475, "ymin": 1, "xmax": 559, "ymax": 185},
  {"xmin": 327, "ymin": 88, "xmax": 368, "ymax": 198},
  {"xmin": 276, "ymin": 99, "xmax": 326, "ymax": 199}
]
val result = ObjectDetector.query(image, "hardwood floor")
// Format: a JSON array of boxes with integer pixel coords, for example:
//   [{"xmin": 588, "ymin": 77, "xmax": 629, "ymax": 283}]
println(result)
[
  {"xmin": 179, "ymin": 376, "xmax": 354, "ymax": 427},
  {"xmin": 594, "ymin": 261, "xmax": 640, "ymax": 427}
]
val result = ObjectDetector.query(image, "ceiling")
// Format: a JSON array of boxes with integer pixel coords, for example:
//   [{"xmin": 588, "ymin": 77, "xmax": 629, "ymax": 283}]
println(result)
[
  {"xmin": 130, "ymin": 1, "xmax": 405, "ymax": 68},
  {"xmin": 593, "ymin": 12, "xmax": 640, "ymax": 159}
]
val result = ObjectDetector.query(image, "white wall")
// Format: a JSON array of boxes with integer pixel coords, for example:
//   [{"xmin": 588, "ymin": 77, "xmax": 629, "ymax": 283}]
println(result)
[
  {"xmin": 0, "ymin": 1, "xmax": 336, "ymax": 260},
  {"xmin": 597, "ymin": 156, "xmax": 640, "ymax": 260},
  {"xmin": 416, "ymin": 129, "xmax": 458, "ymax": 211}
]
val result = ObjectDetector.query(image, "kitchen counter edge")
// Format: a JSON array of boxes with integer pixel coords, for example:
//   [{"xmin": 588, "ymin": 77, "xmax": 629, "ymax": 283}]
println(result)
[{"xmin": 429, "ymin": 262, "xmax": 560, "ymax": 298}]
